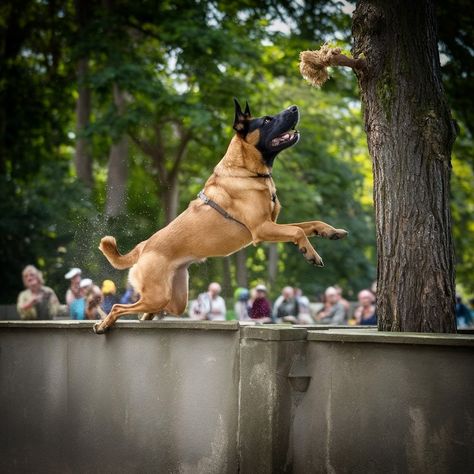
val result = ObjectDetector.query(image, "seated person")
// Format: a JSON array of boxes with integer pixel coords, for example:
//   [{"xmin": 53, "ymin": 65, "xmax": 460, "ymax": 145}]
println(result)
[
  {"xmin": 353, "ymin": 289, "xmax": 377, "ymax": 325},
  {"xmin": 315, "ymin": 286, "xmax": 347, "ymax": 325}
]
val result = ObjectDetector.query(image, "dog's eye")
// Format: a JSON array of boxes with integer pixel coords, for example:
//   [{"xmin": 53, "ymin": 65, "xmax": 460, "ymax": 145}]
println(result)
[{"xmin": 263, "ymin": 116, "xmax": 273, "ymax": 124}]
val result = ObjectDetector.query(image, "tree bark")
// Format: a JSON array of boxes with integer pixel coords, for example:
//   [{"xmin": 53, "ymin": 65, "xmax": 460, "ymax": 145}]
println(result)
[
  {"xmin": 73, "ymin": 0, "xmax": 93, "ymax": 187},
  {"xmin": 235, "ymin": 248, "xmax": 248, "ymax": 288},
  {"xmin": 105, "ymin": 83, "xmax": 128, "ymax": 217},
  {"xmin": 352, "ymin": 0, "xmax": 457, "ymax": 332},
  {"xmin": 74, "ymin": 59, "xmax": 93, "ymax": 187}
]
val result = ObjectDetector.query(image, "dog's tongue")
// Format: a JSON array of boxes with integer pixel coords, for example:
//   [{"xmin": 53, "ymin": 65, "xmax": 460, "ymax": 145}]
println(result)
[{"xmin": 272, "ymin": 132, "xmax": 293, "ymax": 146}]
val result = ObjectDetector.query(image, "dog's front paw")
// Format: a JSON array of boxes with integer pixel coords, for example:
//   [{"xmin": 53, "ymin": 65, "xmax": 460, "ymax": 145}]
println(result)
[
  {"xmin": 300, "ymin": 247, "xmax": 324, "ymax": 267},
  {"xmin": 320, "ymin": 228, "xmax": 348, "ymax": 240},
  {"xmin": 330, "ymin": 228, "xmax": 348, "ymax": 240}
]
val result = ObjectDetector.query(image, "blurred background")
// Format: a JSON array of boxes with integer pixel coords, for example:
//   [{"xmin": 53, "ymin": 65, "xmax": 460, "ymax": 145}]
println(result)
[{"xmin": 0, "ymin": 0, "xmax": 473, "ymax": 306}]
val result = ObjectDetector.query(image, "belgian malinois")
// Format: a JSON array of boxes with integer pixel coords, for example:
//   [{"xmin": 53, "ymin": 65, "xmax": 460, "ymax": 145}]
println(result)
[{"xmin": 94, "ymin": 100, "xmax": 347, "ymax": 334}]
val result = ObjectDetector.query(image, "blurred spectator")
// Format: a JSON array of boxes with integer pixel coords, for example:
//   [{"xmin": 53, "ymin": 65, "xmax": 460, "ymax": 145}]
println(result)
[
  {"xmin": 315, "ymin": 286, "xmax": 347, "ymax": 325},
  {"xmin": 273, "ymin": 286, "xmax": 300, "ymax": 323},
  {"xmin": 17, "ymin": 265, "xmax": 60, "ymax": 320},
  {"xmin": 190, "ymin": 282, "xmax": 226, "ymax": 321},
  {"xmin": 353, "ymin": 289, "xmax": 377, "ymax": 325},
  {"xmin": 101, "ymin": 279, "xmax": 119, "ymax": 314},
  {"xmin": 250, "ymin": 284, "xmax": 272, "ymax": 323},
  {"xmin": 294, "ymin": 288, "xmax": 314, "ymax": 325},
  {"xmin": 120, "ymin": 282, "xmax": 140, "ymax": 304},
  {"xmin": 234, "ymin": 287, "xmax": 251, "ymax": 321},
  {"xmin": 334, "ymin": 285, "xmax": 350, "ymax": 314},
  {"xmin": 70, "ymin": 278, "xmax": 103, "ymax": 320},
  {"xmin": 456, "ymin": 295, "xmax": 472, "ymax": 328},
  {"xmin": 65, "ymin": 267, "xmax": 82, "ymax": 308}
]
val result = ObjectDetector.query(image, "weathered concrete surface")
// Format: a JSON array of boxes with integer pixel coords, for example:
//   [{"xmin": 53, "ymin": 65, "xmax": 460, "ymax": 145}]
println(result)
[
  {"xmin": 1, "ymin": 323, "xmax": 473, "ymax": 474},
  {"xmin": 293, "ymin": 330, "xmax": 474, "ymax": 474},
  {"xmin": 0, "ymin": 321, "xmax": 240, "ymax": 474},
  {"xmin": 239, "ymin": 326, "xmax": 308, "ymax": 473}
]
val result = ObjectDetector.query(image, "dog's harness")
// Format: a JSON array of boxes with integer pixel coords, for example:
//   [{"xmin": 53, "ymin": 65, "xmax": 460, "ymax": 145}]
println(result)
[
  {"xmin": 198, "ymin": 191, "xmax": 246, "ymax": 227},
  {"xmin": 197, "ymin": 172, "xmax": 273, "ymax": 227}
]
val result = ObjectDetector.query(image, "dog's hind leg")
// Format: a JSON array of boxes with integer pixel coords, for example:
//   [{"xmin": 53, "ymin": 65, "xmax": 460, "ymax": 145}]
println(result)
[
  {"xmin": 288, "ymin": 221, "xmax": 348, "ymax": 240},
  {"xmin": 166, "ymin": 266, "xmax": 189, "ymax": 315},
  {"xmin": 93, "ymin": 294, "xmax": 171, "ymax": 334}
]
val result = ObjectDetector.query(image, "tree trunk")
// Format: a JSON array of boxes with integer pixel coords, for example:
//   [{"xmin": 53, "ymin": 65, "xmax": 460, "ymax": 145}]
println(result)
[
  {"xmin": 352, "ymin": 0, "xmax": 457, "ymax": 332},
  {"xmin": 105, "ymin": 83, "xmax": 128, "ymax": 217},
  {"xmin": 267, "ymin": 244, "xmax": 278, "ymax": 288},
  {"xmin": 235, "ymin": 248, "xmax": 248, "ymax": 288},
  {"xmin": 74, "ymin": 57, "xmax": 93, "ymax": 187},
  {"xmin": 162, "ymin": 172, "xmax": 180, "ymax": 224}
]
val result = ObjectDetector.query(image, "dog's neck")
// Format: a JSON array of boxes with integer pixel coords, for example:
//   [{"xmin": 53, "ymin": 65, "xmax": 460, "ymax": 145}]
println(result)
[{"xmin": 217, "ymin": 135, "xmax": 272, "ymax": 177}]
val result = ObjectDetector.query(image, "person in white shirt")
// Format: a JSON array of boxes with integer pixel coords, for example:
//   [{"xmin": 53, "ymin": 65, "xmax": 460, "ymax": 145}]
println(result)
[{"xmin": 191, "ymin": 282, "xmax": 227, "ymax": 321}]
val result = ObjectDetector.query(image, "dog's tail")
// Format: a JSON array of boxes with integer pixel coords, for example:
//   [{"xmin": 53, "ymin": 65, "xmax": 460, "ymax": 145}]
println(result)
[{"xmin": 99, "ymin": 236, "xmax": 142, "ymax": 270}]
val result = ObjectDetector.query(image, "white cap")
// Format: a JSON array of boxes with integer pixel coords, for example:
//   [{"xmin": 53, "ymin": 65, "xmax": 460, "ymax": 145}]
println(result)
[
  {"xmin": 79, "ymin": 278, "xmax": 93, "ymax": 288},
  {"xmin": 255, "ymin": 284, "xmax": 267, "ymax": 292},
  {"xmin": 65, "ymin": 268, "xmax": 82, "ymax": 279}
]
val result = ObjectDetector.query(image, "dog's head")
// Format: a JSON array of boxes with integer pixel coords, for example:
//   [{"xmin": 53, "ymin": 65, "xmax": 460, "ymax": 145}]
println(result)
[{"xmin": 233, "ymin": 99, "xmax": 300, "ymax": 167}]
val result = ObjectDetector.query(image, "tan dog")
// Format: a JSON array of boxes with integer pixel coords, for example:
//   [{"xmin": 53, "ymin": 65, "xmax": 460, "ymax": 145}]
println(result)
[{"xmin": 94, "ymin": 100, "xmax": 347, "ymax": 334}]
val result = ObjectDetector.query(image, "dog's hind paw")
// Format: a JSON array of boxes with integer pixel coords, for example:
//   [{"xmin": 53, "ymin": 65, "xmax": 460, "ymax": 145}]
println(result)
[{"xmin": 93, "ymin": 323, "xmax": 108, "ymax": 335}]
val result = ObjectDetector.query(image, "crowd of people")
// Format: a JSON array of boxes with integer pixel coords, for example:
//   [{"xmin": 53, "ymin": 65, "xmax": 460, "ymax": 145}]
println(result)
[
  {"xmin": 188, "ymin": 281, "xmax": 378, "ymax": 325},
  {"xmin": 15, "ymin": 264, "xmax": 474, "ymax": 328},
  {"xmin": 16, "ymin": 265, "xmax": 138, "ymax": 321}
]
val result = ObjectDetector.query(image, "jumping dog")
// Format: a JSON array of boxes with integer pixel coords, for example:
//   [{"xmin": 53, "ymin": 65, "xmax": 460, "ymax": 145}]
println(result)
[{"xmin": 94, "ymin": 99, "xmax": 348, "ymax": 333}]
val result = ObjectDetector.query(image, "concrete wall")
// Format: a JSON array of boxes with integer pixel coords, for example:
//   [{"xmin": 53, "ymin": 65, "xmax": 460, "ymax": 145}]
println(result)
[
  {"xmin": 0, "ymin": 321, "xmax": 241, "ymax": 474},
  {"xmin": 0, "ymin": 322, "xmax": 473, "ymax": 474}
]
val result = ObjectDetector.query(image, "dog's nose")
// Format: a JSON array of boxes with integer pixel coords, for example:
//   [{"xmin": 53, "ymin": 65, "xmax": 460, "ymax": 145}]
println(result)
[{"xmin": 288, "ymin": 105, "xmax": 298, "ymax": 113}]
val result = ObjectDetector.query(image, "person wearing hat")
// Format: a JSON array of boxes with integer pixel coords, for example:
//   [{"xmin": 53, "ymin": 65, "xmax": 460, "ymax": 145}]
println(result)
[
  {"xmin": 65, "ymin": 268, "xmax": 82, "ymax": 309},
  {"xmin": 70, "ymin": 278, "xmax": 103, "ymax": 320},
  {"xmin": 234, "ymin": 287, "xmax": 251, "ymax": 321},
  {"xmin": 101, "ymin": 279, "xmax": 119, "ymax": 314},
  {"xmin": 249, "ymin": 284, "xmax": 272, "ymax": 323}
]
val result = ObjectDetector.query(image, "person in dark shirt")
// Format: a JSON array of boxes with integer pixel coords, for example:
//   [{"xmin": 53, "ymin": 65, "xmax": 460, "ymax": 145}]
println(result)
[{"xmin": 250, "ymin": 285, "xmax": 272, "ymax": 323}]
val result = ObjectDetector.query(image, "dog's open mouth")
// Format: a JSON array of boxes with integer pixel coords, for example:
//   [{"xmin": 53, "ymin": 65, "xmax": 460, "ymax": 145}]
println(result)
[{"xmin": 271, "ymin": 129, "xmax": 299, "ymax": 147}]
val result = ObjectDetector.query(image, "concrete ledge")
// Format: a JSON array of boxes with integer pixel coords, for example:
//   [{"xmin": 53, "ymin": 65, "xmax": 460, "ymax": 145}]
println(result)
[
  {"xmin": 241, "ymin": 325, "xmax": 307, "ymax": 341},
  {"xmin": 294, "ymin": 324, "xmax": 376, "ymax": 330},
  {"xmin": 0, "ymin": 319, "xmax": 240, "ymax": 331},
  {"xmin": 307, "ymin": 328, "xmax": 474, "ymax": 347}
]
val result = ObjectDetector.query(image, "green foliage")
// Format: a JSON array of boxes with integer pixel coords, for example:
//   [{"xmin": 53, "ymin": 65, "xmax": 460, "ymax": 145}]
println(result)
[{"xmin": 0, "ymin": 0, "xmax": 472, "ymax": 305}]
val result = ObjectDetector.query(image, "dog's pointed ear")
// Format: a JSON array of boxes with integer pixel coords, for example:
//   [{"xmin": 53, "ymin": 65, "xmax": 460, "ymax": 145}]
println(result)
[
  {"xmin": 233, "ymin": 98, "xmax": 246, "ymax": 133},
  {"xmin": 244, "ymin": 101, "xmax": 251, "ymax": 116}
]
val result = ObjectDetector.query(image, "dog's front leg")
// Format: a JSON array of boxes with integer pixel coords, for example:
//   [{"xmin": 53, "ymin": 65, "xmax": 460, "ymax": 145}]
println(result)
[
  {"xmin": 288, "ymin": 221, "xmax": 348, "ymax": 240},
  {"xmin": 252, "ymin": 221, "xmax": 324, "ymax": 266}
]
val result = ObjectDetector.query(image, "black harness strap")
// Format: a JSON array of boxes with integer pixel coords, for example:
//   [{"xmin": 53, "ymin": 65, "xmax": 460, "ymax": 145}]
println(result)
[{"xmin": 198, "ymin": 191, "xmax": 247, "ymax": 227}]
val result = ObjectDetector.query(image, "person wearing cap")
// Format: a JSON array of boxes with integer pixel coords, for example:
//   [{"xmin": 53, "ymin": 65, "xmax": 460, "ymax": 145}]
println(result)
[
  {"xmin": 70, "ymin": 278, "xmax": 103, "ymax": 320},
  {"xmin": 65, "ymin": 268, "xmax": 82, "ymax": 308},
  {"xmin": 101, "ymin": 280, "xmax": 119, "ymax": 314},
  {"xmin": 249, "ymin": 285, "xmax": 272, "ymax": 323},
  {"xmin": 234, "ymin": 287, "xmax": 251, "ymax": 321}
]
